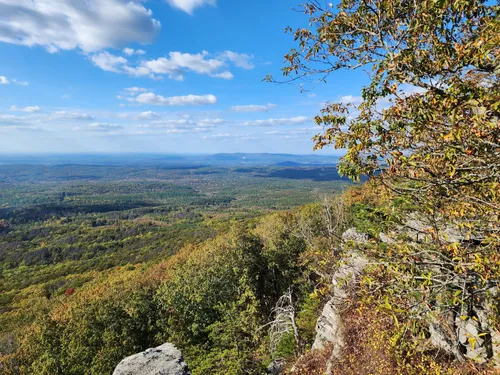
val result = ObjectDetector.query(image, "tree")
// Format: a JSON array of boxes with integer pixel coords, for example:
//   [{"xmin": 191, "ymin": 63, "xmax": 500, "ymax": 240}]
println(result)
[
  {"xmin": 275, "ymin": 0, "xmax": 500, "ymax": 365},
  {"xmin": 274, "ymin": 0, "xmax": 498, "ymax": 213}
]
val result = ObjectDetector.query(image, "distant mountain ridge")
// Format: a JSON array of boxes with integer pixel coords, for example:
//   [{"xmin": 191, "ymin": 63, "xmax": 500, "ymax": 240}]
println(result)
[{"xmin": 0, "ymin": 153, "xmax": 340, "ymax": 167}]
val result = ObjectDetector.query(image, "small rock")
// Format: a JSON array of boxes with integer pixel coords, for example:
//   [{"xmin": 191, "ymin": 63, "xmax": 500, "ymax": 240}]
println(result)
[
  {"xmin": 379, "ymin": 232, "xmax": 394, "ymax": 244},
  {"xmin": 342, "ymin": 228, "xmax": 368, "ymax": 244},
  {"xmin": 266, "ymin": 359, "xmax": 285, "ymax": 374}
]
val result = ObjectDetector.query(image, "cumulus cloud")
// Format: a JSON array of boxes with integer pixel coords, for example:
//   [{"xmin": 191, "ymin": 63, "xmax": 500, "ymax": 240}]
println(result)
[
  {"xmin": 124, "ymin": 87, "xmax": 149, "ymax": 94},
  {"xmin": 196, "ymin": 118, "xmax": 225, "ymax": 127},
  {"xmin": 202, "ymin": 133, "xmax": 260, "ymax": 141},
  {"xmin": 119, "ymin": 111, "xmax": 162, "ymax": 120},
  {"xmin": 0, "ymin": 0, "xmax": 161, "ymax": 53},
  {"xmin": 165, "ymin": 0, "xmax": 216, "ymax": 14},
  {"xmin": 0, "ymin": 114, "xmax": 36, "ymax": 126},
  {"xmin": 136, "ymin": 111, "xmax": 161, "ymax": 120},
  {"xmin": 127, "ymin": 92, "xmax": 218, "ymax": 106},
  {"xmin": 12, "ymin": 79, "xmax": 29, "ymax": 86},
  {"xmin": 51, "ymin": 111, "xmax": 95, "ymax": 121},
  {"xmin": 0, "ymin": 114, "xmax": 45, "ymax": 132},
  {"xmin": 88, "ymin": 122, "xmax": 124, "ymax": 132},
  {"xmin": 339, "ymin": 95, "xmax": 363, "ymax": 105},
  {"xmin": 98, "ymin": 50, "xmax": 254, "ymax": 80},
  {"xmin": 231, "ymin": 103, "xmax": 276, "ymax": 112},
  {"xmin": 143, "ymin": 51, "xmax": 224, "ymax": 75},
  {"xmin": 241, "ymin": 116, "xmax": 309, "ymax": 127},
  {"xmin": 135, "ymin": 117, "xmax": 224, "ymax": 134},
  {"xmin": 221, "ymin": 51, "xmax": 254, "ymax": 69},
  {"xmin": 139, "ymin": 119, "xmax": 191, "ymax": 128},
  {"xmin": 132, "ymin": 127, "xmax": 205, "ymax": 135},
  {"xmin": 0, "ymin": 76, "xmax": 30, "ymax": 86},
  {"xmin": 0, "ymin": 125, "xmax": 43, "ymax": 132},
  {"xmin": 210, "ymin": 71, "xmax": 233, "ymax": 80},
  {"xmin": 11, "ymin": 105, "xmax": 41, "ymax": 113},
  {"xmin": 265, "ymin": 127, "xmax": 319, "ymax": 136},
  {"xmin": 141, "ymin": 117, "xmax": 223, "ymax": 129},
  {"xmin": 91, "ymin": 52, "xmax": 128, "ymax": 73},
  {"xmin": 123, "ymin": 48, "xmax": 146, "ymax": 56}
]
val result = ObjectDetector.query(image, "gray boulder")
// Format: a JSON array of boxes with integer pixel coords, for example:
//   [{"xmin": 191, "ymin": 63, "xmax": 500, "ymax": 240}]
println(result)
[
  {"xmin": 266, "ymin": 359, "xmax": 285, "ymax": 374},
  {"xmin": 341, "ymin": 228, "xmax": 369, "ymax": 244},
  {"xmin": 113, "ymin": 343, "xmax": 190, "ymax": 375}
]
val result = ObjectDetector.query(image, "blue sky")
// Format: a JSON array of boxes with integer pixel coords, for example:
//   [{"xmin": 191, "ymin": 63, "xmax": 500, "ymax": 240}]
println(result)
[{"xmin": 0, "ymin": 0, "xmax": 368, "ymax": 154}]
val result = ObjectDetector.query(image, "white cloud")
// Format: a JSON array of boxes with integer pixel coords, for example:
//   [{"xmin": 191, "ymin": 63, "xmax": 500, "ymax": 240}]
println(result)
[
  {"xmin": 12, "ymin": 79, "xmax": 29, "ymax": 86},
  {"xmin": 0, "ymin": 114, "xmax": 45, "ymax": 132},
  {"xmin": 88, "ymin": 122, "xmax": 124, "ymax": 132},
  {"xmin": 120, "ymin": 111, "xmax": 162, "ymax": 120},
  {"xmin": 129, "ymin": 92, "xmax": 218, "ymax": 106},
  {"xmin": 0, "ymin": 0, "xmax": 161, "ymax": 53},
  {"xmin": 142, "ymin": 117, "xmax": 223, "ymax": 129},
  {"xmin": 126, "ymin": 51, "xmax": 225, "ymax": 78},
  {"xmin": 202, "ymin": 133, "xmax": 260, "ymax": 141},
  {"xmin": 132, "ymin": 126, "xmax": 206, "ymax": 135},
  {"xmin": 104, "ymin": 50, "xmax": 254, "ymax": 80},
  {"xmin": 157, "ymin": 51, "xmax": 224, "ymax": 74},
  {"xmin": 241, "ymin": 116, "xmax": 309, "ymax": 127},
  {"xmin": 123, "ymin": 48, "xmax": 135, "ymax": 56},
  {"xmin": 165, "ymin": 0, "xmax": 216, "ymax": 14},
  {"xmin": 124, "ymin": 87, "xmax": 149, "ymax": 94},
  {"xmin": 221, "ymin": 51, "xmax": 254, "ymax": 69},
  {"xmin": 340, "ymin": 95, "xmax": 363, "ymax": 105},
  {"xmin": 0, "ymin": 114, "xmax": 36, "ymax": 126},
  {"xmin": 0, "ymin": 125, "xmax": 43, "ymax": 132},
  {"xmin": 231, "ymin": 103, "xmax": 276, "ymax": 112},
  {"xmin": 137, "ymin": 111, "xmax": 161, "ymax": 120},
  {"xmin": 140, "ymin": 119, "xmax": 191, "ymax": 128},
  {"xmin": 11, "ymin": 105, "xmax": 41, "ymax": 113},
  {"xmin": 52, "ymin": 111, "xmax": 95, "ymax": 121},
  {"xmin": 197, "ymin": 118, "xmax": 225, "ymax": 127},
  {"xmin": 0, "ymin": 76, "xmax": 29, "ymax": 86},
  {"xmin": 136, "ymin": 117, "xmax": 224, "ymax": 134},
  {"xmin": 210, "ymin": 71, "xmax": 233, "ymax": 80},
  {"xmin": 91, "ymin": 52, "xmax": 128, "ymax": 73},
  {"xmin": 265, "ymin": 127, "xmax": 319, "ymax": 136},
  {"xmin": 204, "ymin": 133, "xmax": 231, "ymax": 139},
  {"xmin": 123, "ymin": 48, "xmax": 146, "ymax": 56}
]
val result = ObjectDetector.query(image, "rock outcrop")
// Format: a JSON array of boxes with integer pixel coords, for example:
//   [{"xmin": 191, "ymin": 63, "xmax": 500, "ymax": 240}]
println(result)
[
  {"xmin": 311, "ymin": 229, "xmax": 369, "ymax": 372},
  {"xmin": 113, "ymin": 343, "xmax": 190, "ymax": 375},
  {"xmin": 266, "ymin": 359, "xmax": 285, "ymax": 374},
  {"xmin": 305, "ymin": 223, "xmax": 500, "ymax": 372},
  {"xmin": 429, "ymin": 293, "xmax": 500, "ymax": 367}
]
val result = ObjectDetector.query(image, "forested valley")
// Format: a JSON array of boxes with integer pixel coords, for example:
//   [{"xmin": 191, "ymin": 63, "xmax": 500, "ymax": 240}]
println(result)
[{"xmin": 0, "ymin": 162, "xmax": 353, "ymax": 374}]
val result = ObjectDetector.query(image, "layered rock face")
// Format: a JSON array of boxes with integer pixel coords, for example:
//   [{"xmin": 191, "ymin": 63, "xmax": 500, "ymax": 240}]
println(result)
[
  {"xmin": 113, "ymin": 343, "xmax": 190, "ymax": 375},
  {"xmin": 312, "ymin": 229, "xmax": 369, "ymax": 372},
  {"xmin": 310, "ymin": 225, "xmax": 500, "ymax": 372}
]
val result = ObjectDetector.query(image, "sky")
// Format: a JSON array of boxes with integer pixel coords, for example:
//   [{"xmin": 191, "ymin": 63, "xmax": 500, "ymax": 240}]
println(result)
[{"xmin": 0, "ymin": 0, "xmax": 369, "ymax": 154}]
